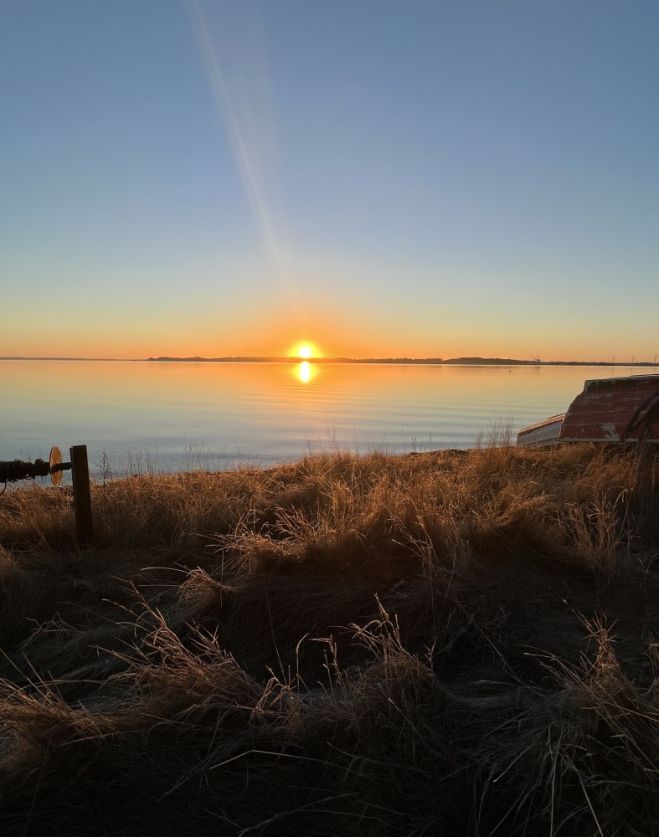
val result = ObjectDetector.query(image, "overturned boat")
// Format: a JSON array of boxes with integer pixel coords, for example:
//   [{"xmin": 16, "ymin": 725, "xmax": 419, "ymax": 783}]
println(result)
[{"xmin": 517, "ymin": 374, "xmax": 659, "ymax": 447}]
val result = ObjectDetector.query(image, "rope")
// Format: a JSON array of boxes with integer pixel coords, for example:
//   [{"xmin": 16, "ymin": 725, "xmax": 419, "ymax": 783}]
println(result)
[{"xmin": 0, "ymin": 458, "xmax": 51, "ymax": 484}]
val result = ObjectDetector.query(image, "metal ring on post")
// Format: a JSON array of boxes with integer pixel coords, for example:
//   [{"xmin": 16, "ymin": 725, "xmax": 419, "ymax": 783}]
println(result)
[{"xmin": 49, "ymin": 446, "xmax": 66, "ymax": 486}]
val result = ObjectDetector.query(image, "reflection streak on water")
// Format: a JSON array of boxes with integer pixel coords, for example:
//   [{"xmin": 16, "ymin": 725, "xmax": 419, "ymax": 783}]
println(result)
[
  {"xmin": 0, "ymin": 360, "xmax": 623, "ymax": 473},
  {"xmin": 293, "ymin": 360, "xmax": 316, "ymax": 385}
]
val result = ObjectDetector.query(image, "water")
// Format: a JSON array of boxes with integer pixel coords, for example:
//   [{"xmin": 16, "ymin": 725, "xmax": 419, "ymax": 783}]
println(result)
[{"xmin": 0, "ymin": 360, "xmax": 628, "ymax": 477}]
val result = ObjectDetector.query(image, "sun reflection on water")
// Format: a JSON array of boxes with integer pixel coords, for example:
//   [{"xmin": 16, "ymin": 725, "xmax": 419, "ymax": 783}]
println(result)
[{"xmin": 294, "ymin": 360, "xmax": 317, "ymax": 384}]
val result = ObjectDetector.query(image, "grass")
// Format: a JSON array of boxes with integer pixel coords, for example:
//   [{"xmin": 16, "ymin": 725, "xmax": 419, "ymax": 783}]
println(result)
[{"xmin": 0, "ymin": 443, "xmax": 657, "ymax": 835}]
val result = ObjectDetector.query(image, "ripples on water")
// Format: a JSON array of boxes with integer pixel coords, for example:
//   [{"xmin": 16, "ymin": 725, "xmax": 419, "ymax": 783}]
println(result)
[{"xmin": 0, "ymin": 360, "xmax": 626, "ymax": 476}]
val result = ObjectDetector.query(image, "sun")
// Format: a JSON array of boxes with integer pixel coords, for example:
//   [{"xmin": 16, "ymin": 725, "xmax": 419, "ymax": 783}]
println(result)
[{"xmin": 290, "ymin": 341, "xmax": 319, "ymax": 360}]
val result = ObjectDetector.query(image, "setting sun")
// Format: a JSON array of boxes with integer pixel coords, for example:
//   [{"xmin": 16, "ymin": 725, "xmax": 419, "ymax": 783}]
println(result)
[{"xmin": 290, "ymin": 341, "xmax": 320, "ymax": 360}]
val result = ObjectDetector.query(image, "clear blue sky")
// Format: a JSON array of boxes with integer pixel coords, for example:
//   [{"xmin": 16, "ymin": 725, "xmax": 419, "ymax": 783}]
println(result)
[{"xmin": 2, "ymin": 0, "xmax": 658, "ymax": 360}]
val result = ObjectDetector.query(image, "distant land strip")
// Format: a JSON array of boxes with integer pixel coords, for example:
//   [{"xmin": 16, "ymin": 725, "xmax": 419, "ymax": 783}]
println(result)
[
  {"xmin": 147, "ymin": 356, "xmax": 659, "ymax": 367},
  {"xmin": 2, "ymin": 356, "xmax": 658, "ymax": 367}
]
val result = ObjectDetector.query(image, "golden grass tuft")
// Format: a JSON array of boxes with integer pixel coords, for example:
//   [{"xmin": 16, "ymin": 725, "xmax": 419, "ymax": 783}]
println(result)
[{"xmin": 0, "ymin": 444, "xmax": 657, "ymax": 835}]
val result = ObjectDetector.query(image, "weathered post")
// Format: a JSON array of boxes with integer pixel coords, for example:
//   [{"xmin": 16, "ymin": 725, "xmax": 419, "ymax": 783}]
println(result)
[{"xmin": 70, "ymin": 444, "xmax": 94, "ymax": 543}]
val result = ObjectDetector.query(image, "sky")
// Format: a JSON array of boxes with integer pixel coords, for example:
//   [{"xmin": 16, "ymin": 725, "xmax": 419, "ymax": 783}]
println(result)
[{"xmin": 1, "ymin": 0, "xmax": 658, "ymax": 361}]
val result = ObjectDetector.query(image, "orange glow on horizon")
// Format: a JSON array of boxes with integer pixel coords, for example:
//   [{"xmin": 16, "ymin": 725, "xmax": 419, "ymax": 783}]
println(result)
[
  {"xmin": 9, "ymin": 287, "xmax": 650, "ymax": 364},
  {"xmin": 7, "ymin": 313, "xmax": 656, "ymax": 365}
]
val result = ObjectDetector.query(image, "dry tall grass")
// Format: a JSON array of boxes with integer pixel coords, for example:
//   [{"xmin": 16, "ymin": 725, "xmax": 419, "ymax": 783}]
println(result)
[{"xmin": 0, "ymin": 444, "xmax": 657, "ymax": 835}]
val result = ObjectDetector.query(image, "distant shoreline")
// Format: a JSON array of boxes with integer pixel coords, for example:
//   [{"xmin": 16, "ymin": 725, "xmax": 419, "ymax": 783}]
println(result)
[{"xmin": 2, "ymin": 355, "xmax": 658, "ymax": 368}]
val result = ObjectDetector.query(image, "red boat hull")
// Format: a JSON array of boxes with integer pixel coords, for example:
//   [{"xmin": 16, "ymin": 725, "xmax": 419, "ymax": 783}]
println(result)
[{"xmin": 517, "ymin": 375, "xmax": 659, "ymax": 447}]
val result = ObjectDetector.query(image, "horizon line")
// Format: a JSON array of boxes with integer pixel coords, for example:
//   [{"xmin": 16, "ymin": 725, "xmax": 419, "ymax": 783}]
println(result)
[{"xmin": 2, "ymin": 354, "xmax": 658, "ymax": 367}]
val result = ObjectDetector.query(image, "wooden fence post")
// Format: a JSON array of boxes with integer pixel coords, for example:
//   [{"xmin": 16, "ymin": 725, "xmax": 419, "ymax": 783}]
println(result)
[{"xmin": 70, "ymin": 445, "xmax": 94, "ymax": 544}]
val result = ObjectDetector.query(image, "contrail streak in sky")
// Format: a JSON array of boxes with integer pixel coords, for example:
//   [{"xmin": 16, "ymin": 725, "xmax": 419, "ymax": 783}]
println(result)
[{"xmin": 187, "ymin": 0, "xmax": 298, "ymax": 311}]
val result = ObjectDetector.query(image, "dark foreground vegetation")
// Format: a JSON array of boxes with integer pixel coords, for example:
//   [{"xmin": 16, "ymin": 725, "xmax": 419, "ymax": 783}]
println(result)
[{"xmin": 0, "ymin": 445, "xmax": 657, "ymax": 836}]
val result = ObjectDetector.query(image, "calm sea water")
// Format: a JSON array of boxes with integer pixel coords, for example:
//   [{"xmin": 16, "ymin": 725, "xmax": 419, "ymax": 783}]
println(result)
[{"xmin": 0, "ymin": 360, "xmax": 631, "ymax": 477}]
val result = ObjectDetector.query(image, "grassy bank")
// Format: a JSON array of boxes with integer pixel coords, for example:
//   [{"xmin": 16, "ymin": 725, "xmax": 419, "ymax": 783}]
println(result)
[{"xmin": 0, "ymin": 444, "xmax": 657, "ymax": 835}]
